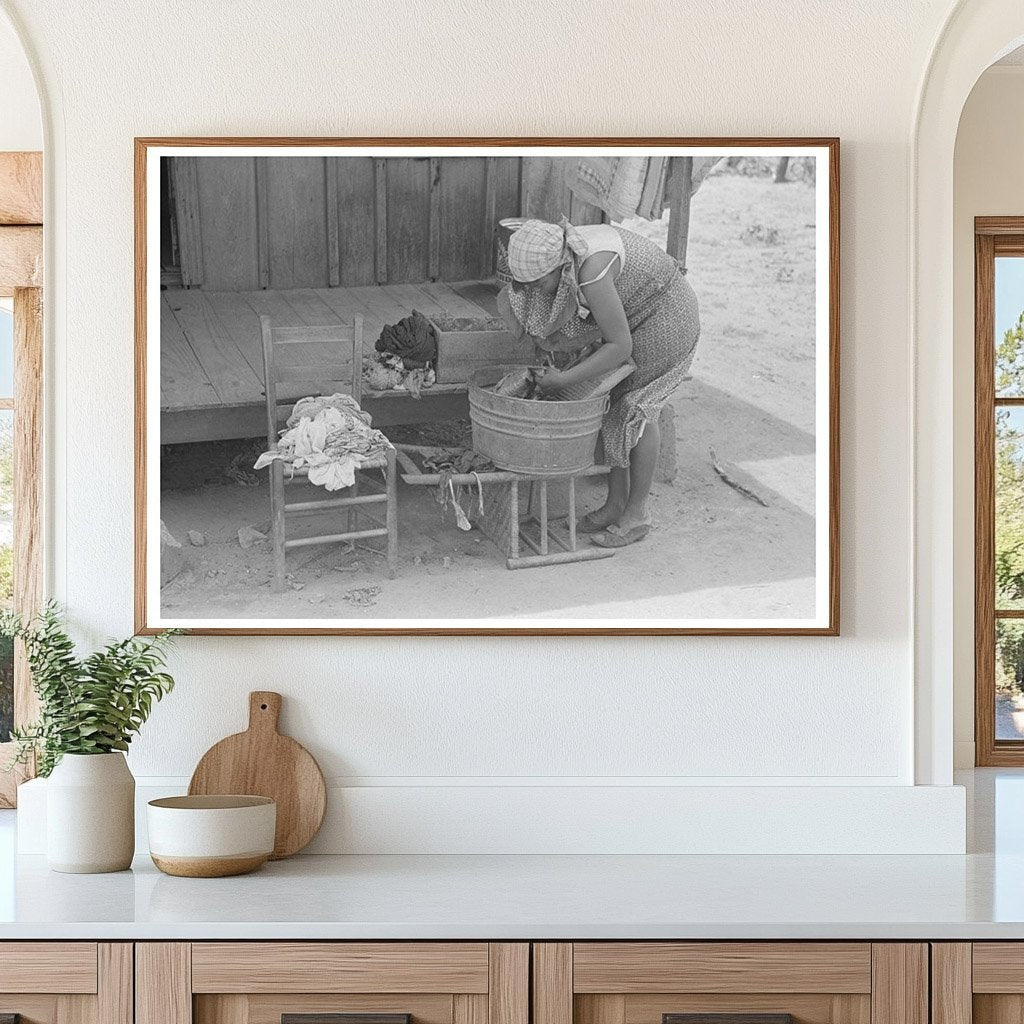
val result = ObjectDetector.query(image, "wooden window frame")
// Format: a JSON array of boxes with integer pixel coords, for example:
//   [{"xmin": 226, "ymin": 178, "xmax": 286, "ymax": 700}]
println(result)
[
  {"xmin": 0, "ymin": 151, "xmax": 44, "ymax": 806},
  {"xmin": 975, "ymin": 216, "xmax": 1024, "ymax": 765}
]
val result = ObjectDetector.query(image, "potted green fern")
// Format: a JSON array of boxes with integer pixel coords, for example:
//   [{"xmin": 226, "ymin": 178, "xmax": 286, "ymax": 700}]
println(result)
[{"xmin": 2, "ymin": 603, "xmax": 178, "ymax": 873}]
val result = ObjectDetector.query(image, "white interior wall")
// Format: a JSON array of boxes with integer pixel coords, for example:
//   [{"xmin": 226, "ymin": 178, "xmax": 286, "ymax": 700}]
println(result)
[
  {"xmin": 0, "ymin": 0, "xmax": 980, "ymax": 852},
  {"xmin": 0, "ymin": 12, "xmax": 39, "ymax": 151},
  {"xmin": 952, "ymin": 64, "xmax": 1024, "ymax": 767}
]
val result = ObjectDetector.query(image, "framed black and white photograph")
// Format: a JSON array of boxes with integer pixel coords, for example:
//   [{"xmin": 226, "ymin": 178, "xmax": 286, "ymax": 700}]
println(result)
[{"xmin": 135, "ymin": 138, "xmax": 839, "ymax": 635}]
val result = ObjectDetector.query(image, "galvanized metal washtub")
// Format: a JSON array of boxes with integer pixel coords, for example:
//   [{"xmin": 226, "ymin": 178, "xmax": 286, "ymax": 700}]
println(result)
[{"xmin": 468, "ymin": 366, "xmax": 609, "ymax": 476}]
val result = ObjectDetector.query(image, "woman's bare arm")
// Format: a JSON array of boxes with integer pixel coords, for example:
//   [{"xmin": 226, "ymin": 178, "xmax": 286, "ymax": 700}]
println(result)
[{"xmin": 538, "ymin": 253, "xmax": 631, "ymax": 390}]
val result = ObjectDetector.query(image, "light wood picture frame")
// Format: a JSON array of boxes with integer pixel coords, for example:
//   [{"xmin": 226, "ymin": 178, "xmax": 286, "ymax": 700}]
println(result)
[{"xmin": 135, "ymin": 137, "xmax": 840, "ymax": 636}]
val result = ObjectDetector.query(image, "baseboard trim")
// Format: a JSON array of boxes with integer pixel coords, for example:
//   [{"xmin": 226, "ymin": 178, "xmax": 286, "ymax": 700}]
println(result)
[{"xmin": 17, "ymin": 778, "xmax": 967, "ymax": 856}]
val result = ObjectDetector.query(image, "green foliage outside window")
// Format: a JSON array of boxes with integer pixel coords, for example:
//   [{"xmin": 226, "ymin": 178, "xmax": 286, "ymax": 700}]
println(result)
[{"xmin": 996, "ymin": 311, "xmax": 1024, "ymax": 694}]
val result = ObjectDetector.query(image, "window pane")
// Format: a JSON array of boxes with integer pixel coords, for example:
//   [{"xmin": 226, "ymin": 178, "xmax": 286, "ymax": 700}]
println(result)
[
  {"xmin": 996, "ymin": 256, "xmax": 1024, "ymax": 397},
  {"xmin": 0, "ymin": 409, "xmax": 12, "ymax": 742},
  {"xmin": 0, "ymin": 306, "xmax": 12, "ymax": 399},
  {"xmin": 998, "ymin": 620, "xmax": 1024, "ymax": 740},
  {"xmin": 996, "ymin": 407, "xmax": 1024, "ymax": 609}
]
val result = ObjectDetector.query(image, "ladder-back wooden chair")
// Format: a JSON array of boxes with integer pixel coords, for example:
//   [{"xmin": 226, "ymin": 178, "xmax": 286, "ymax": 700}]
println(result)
[{"xmin": 259, "ymin": 314, "xmax": 397, "ymax": 590}]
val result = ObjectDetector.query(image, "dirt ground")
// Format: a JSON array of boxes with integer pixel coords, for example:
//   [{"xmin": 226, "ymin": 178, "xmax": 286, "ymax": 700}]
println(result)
[{"xmin": 160, "ymin": 172, "xmax": 820, "ymax": 623}]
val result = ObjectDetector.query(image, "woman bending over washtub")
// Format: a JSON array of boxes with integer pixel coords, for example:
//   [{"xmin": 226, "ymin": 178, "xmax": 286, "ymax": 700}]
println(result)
[{"xmin": 497, "ymin": 217, "xmax": 700, "ymax": 548}]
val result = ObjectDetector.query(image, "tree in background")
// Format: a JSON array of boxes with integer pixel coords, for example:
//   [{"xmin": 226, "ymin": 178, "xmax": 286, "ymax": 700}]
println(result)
[{"xmin": 995, "ymin": 311, "xmax": 1024, "ymax": 692}]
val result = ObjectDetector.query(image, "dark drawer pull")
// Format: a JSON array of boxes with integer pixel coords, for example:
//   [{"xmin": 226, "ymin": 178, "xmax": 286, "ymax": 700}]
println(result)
[
  {"xmin": 665, "ymin": 1016, "xmax": 794, "ymax": 1024},
  {"xmin": 283, "ymin": 1016, "xmax": 411, "ymax": 1024}
]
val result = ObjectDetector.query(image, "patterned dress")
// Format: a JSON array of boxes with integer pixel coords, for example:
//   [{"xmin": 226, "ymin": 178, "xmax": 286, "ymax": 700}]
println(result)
[{"xmin": 542, "ymin": 226, "xmax": 701, "ymax": 467}]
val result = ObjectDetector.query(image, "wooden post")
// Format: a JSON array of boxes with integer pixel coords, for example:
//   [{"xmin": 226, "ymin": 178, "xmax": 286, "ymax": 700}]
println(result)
[
  {"xmin": 170, "ymin": 157, "xmax": 204, "ymax": 288},
  {"xmin": 665, "ymin": 156, "xmax": 694, "ymax": 270},
  {"xmin": 428, "ymin": 157, "xmax": 441, "ymax": 282},
  {"xmin": 255, "ymin": 157, "xmax": 270, "ymax": 289},
  {"xmin": 374, "ymin": 158, "xmax": 388, "ymax": 284},
  {"xmin": 508, "ymin": 480, "xmax": 519, "ymax": 560},
  {"xmin": 539, "ymin": 480, "xmax": 548, "ymax": 555},
  {"xmin": 325, "ymin": 157, "xmax": 341, "ymax": 287},
  {"xmin": 386, "ymin": 447, "xmax": 398, "ymax": 579},
  {"xmin": 483, "ymin": 157, "xmax": 499, "ymax": 277}
]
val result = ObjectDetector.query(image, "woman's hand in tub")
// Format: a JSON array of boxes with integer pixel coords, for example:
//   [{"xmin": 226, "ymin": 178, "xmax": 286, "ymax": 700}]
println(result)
[{"xmin": 533, "ymin": 366, "xmax": 566, "ymax": 393}]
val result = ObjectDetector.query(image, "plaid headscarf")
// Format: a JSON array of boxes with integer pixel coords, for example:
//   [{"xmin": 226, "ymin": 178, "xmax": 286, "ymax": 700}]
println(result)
[
  {"xmin": 503, "ymin": 218, "xmax": 599, "ymax": 349},
  {"xmin": 507, "ymin": 218, "xmax": 587, "ymax": 283}
]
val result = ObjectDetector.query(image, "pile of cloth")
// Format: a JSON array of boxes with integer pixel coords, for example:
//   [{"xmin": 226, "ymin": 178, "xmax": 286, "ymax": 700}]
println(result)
[
  {"xmin": 374, "ymin": 309, "xmax": 437, "ymax": 368},
  {"xmin": 254, "ymin": 393, "xmax": 392, "ymax": 491},
  {"xmin": 364, "ymin": 310, "xmax": 439, "ymax": 397},
  {"xmin": 363, "ymin": 353, "xmax": 435, "ymax": 398},
  {"xmin": 491, "ymin": 366, "xmax": 545, "ymax": 400}
]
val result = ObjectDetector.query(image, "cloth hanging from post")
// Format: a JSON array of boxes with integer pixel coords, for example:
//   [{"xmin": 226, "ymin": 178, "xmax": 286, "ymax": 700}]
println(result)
[{"xmin": 567, "ymin": 156, "xmax": 724, "ymax": 221}]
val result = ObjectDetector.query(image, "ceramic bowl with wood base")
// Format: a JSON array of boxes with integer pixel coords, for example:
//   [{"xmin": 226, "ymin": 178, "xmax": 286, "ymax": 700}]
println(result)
[{"xmin": 147, "ymin": 795, "xmax": 276, "ymax": 877}]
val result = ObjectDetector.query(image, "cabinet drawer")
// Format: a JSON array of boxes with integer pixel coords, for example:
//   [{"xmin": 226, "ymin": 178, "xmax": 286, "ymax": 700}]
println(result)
[
  {"xmin": 0, "ymin": 942, "xmax": 99, "ymax": 993},
  {"xmin": 534, "ymin": 944, "xmax": 926, "ymax": 1024},
  {"xmin": 572, "ymin": 944, "xmax": 872, "ymax": 994},
  {"xmin": 139, "ymin": 943, "xmax": 528, "ymax": 1024},
  {"xmin": 191, "ymin": 943, "xmax": 491, "ymax": 994}
]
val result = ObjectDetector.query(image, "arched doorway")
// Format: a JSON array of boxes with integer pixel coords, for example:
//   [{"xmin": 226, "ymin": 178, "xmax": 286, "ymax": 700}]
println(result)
[{"xmin": 913, "ymin": 1, "xmax": 1024, "ymax": 785}]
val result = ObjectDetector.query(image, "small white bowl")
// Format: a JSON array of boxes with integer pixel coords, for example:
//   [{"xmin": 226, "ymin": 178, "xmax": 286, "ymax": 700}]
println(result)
[{"xmin": 147, "ymin": 795, "xmax": 276, "ymax": 877}]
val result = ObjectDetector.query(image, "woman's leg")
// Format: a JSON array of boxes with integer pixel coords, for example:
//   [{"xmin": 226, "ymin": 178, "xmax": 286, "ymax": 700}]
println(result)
[
  {"xmin": 579, "ymin": 467, "xmax": 628, "ymax": 530},
  {"xmin": 619, "ymin": 417, "xmax": 659, "ymax": 530},
  {"xmin": 605, "ymin": 466, "xmax": 630, "ymax": 515}
]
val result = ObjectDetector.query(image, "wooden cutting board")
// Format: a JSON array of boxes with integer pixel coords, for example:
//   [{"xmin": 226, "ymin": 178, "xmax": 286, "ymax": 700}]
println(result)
[{"xmin": 188, "ymin": 691, "xmax": 326, "ymax": 859}]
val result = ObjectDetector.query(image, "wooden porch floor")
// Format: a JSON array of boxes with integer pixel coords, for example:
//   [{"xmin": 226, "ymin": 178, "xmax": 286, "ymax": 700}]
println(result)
[{"xmin": 160, "ymin": 279, "xmax": 500, "ymax": 443}]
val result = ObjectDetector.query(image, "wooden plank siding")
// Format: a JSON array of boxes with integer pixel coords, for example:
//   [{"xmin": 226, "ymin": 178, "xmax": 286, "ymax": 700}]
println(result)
[
  {"xmin": 265, "ymin": 155, "xmax": 330, "ymax": 289},
  {"xmin": 336, "ymin": 156, "xmax": 376, "ymax": 285},
  {"xmin": 195, "ymin": 156, "xmax": 261, "ymax": 289},
  {"xmin": 165, "ymin": 155, "xmax": 561, "ymax": 289},
  {"xmin": 385, "ymin": 157, "xmax": 432, "ymax": 283}
]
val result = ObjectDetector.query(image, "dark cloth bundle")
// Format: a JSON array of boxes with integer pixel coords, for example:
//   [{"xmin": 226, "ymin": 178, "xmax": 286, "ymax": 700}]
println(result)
[{"xmin": 374, "ymin": 310, "xmax": 437, "ymax": 369}]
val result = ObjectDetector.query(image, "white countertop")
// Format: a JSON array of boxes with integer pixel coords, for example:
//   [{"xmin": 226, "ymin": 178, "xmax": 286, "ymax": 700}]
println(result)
[
  {"xmin": 2, "ymin": 769, "xmax": 1023, "ymax": 941},
  {"xmin": 1, "ymin": 849, "xmax": 1024, "ymax": 940}
]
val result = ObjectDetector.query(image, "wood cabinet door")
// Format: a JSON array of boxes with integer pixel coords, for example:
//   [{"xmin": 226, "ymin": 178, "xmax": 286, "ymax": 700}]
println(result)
[
  {"xmin": 137, "ymin": 943, "xmax": 528, "ymax": 1024},
  {"xmin": 937, "ymin": 943, "xmax": 1024, "ymax": 1024},
  {"xmin": 533, "ymin": 944, "xmax": 928, "ymax": 1024},
  {"xmin": 0, "ymin": 943, "xmax": 131, "ymax": 1024}
]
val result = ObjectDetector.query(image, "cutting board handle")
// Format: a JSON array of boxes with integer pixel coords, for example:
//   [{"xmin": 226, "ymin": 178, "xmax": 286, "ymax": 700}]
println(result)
[{"xmin": 248, "ymin": 691, "xmax": 282, "ymax": 734}]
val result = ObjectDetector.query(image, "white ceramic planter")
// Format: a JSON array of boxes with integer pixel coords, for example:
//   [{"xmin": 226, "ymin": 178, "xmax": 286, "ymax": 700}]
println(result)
[{"xmin": 46, "ymin": 752, "xmax": 135, "ymax": 873}]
